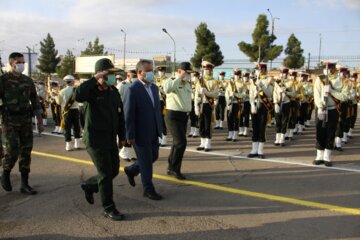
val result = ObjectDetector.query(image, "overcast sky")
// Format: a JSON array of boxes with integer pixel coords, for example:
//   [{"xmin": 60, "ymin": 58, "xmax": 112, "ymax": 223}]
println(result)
[{"xmin": 0, "ymin": 0, "xmax": 359, "ymax": 63}]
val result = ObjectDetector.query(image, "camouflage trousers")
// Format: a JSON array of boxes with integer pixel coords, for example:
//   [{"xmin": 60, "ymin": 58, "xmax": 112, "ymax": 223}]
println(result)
[{"xmin": 2, "ymin": 123, "xmax": 33, "ymax": 173}]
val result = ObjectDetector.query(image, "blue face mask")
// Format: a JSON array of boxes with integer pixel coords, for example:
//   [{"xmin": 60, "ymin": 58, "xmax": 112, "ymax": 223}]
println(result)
[
  {"xmin": 144, "ymin": 71, "xmax": 155, "ymax": 83},
  {"xmin": 106, "ymin": 74, "xmax": 116, "ymax": 86}
]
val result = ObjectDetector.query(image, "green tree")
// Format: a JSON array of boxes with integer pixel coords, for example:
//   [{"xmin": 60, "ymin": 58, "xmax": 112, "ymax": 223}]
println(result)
[
  {"xmin": 238, "ymin": 14, "xmax": 283, "ymax": 63},
  {"xmin": 37, "ymin": 33, "xmax": 61, "ymax": 75},
  {"xmin": 191, "ymin": 22, "xmax": 224, "ymax": 68},
  {"xmin": 56, "ymin": 49, "xmax": 75, "ymax": 78},
  {"xmin": 283, "ymin": 33, "xmax": 305, "ymax": 69},
  {"xmin": 81, "ymin": 37, "xmax": 107, "ymax": 56}
]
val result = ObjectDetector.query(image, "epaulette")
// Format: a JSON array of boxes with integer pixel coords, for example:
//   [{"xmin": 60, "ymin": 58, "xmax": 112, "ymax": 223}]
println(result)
[
  {"xmin": 171, "ymin": 77, "xmax": 175, "ymax": 80},
  {"xmin": 122, "ymin": 81, "xmax": 127, "ymax": 84}
]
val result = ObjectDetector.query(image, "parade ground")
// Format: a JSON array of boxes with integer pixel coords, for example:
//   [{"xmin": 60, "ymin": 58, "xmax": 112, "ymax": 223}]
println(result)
[{"xmin": 1, "ymin": 117, "xmax": 360, "ymax": 240}]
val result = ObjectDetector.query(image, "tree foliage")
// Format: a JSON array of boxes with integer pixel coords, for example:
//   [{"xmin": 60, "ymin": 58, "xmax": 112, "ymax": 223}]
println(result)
[
  {"xmin": 283, "ymin": 33, "xmax": 305, "ymax": 69},
  {"xmin": 81, "ymin": 37, "xmax": 107, "ymax": 56},
  {"xmin": 191, "ymin": 22, "xmax": 224, "ymax": 68},
  {"xmin": 56, "ymin": 49, "xmax": 75, "ymax": 78},
  {"xmin": 238, "ymin": 14, "xmax": 283, "ymax": 63},
  {"xmin": 37, "ymin": 33, "xmax": 61, "ymax": 74}
]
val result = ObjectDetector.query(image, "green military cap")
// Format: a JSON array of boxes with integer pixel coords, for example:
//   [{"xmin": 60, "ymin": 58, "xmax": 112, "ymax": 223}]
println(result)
[{"xmin": 95, "ymin": 58, "xmax": 121, "ymax": 73}]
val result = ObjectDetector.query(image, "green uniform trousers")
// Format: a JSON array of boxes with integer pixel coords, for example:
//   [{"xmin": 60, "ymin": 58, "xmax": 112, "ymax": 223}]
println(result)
[
  {"xmin": 84, "ymin": 147, "xmax": 120, "ymax": 212},
  {"xmin": 2, "ymin": 123, "xmax": 33, "ymax": 173}
]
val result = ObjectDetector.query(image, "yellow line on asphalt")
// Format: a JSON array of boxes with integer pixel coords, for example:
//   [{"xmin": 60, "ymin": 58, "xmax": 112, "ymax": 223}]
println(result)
[{"xmin": 32, "ymin": 150, "xmax": 360, "ymax": 216}]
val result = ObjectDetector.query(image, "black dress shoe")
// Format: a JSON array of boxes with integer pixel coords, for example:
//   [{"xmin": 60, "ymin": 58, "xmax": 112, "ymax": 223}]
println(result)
[
  {"xmin": 232, "ymin": 139, "xmax": 238, "ymax": 142},
  {"xmin": 81, "ymin": 184, "xmax": 94, "ymax": 204},
  {"xmin": 196, "ymin": 146, "xmax": 205, "ymax": 151},
  {"xmin": 121, "ymin": 158, "xmax": 131, "ymax": 162},
  {"xmin": 104, "ymin": 209, "xmax": 125, "ymax": 221},
  {"xmin": 324, "ymin": 161, "xmax": 333, "ymax": 167},
  {"xmin": 167, "ymin": 170, "xmax": 186, "ymax": 180},
  {"xmin": 187, "ymin": 134, "xmax": 193, "ymax": 137},
  {"xmin": 226, "ymin": 138, "xmax": 232, "ymax": 141},
  {"xmin": 214, "ymin": 126, "xmax": 220, "ymax": 130},
  {"xmin": 143, "ymin": 189, "xmax": 162, "ymax": 200},
  {"xmin": 131, "ymin": 157, "xmax": 137, "ymax": 161},
  {"xmin": 312, "ymin": 160, "xmax": 324, "ymax": 165},
  {"xmin": 124, "ymin": 167, "xmax": 136, "ymax": 187},
  {"xmin": 257, "ymin": 154, "xmax": 265, "ymax": 159},
  {"xmin": 274, "ymin": 143, "xmax": 280, "ymax": 146},
  {"xmin": 280, "ymin": 143, "xmax": 285, "ymax": 147},
  {"xmin": 204, "ymin": 148, "xmax": 211, "ymax": 152},
  {"xmin": 247, "ymin": 153, "xmax": 258, "ymax": 158}
]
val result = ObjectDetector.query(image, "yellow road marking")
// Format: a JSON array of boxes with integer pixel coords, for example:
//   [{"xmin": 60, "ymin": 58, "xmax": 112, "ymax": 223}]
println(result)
[{"xmin": 32, "ymin": 150, "xmax": 360, "ymax": 216}]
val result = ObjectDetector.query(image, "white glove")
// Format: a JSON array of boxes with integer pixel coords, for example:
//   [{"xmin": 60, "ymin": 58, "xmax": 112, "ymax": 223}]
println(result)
[
  {"xmin": 323, "ymin": 85, "xmax": 330, "ymax": 97},
  {"xmin": 281, "ymin": 87, "xmax": 286, "ymax": 93},
  {"xmin": 227, "ymin": 105, "xmax": 231, "ymax": 111},
  {"xmin": 251, "ymin": 104, "xmax": 257, "ymax": 114},
  {"xmin": 317, "ymin": 109, "xmax": 325, "ymax": 121},
  {"xmin": 274, "ymin": 104, "xmax": 280, "ymax": 114}
]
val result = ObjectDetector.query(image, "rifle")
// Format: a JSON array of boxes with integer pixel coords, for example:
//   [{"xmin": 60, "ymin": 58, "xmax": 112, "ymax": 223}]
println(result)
[
  {"xmin": 322, "ymin": 63, "xmax": 329, "ymax": 128},
  {"xmin": 279, "ymin": 75, "xmax": 285, "ymax": 111}
]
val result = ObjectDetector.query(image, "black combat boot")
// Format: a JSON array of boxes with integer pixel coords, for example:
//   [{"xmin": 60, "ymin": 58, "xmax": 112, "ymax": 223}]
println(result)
[
  {"xmin": 1, "ymin": 170, "xmax": 12, "ymax": 192},
  {"xmin": 20, "ymin": 172, "xmax": 37, "ymax": 195}
]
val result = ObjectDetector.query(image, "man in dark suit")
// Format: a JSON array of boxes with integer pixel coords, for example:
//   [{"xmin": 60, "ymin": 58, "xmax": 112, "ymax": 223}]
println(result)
[{"xmin": 123, "ymin": 59, "xmax": 163, "ymax": 200}]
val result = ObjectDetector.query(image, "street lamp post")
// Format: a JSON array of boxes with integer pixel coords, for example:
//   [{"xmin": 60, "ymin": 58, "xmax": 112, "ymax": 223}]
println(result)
[
  {"xmin": 121, "ymin": 29, "xmax": 126, "ymax": 71},
  {"xmin": 267, "ymin": 8, "xmax": 280, "ymax": 69},
  {"xmin": 162, "ymin": 28, "xmax": 176, "ymax": 76}
]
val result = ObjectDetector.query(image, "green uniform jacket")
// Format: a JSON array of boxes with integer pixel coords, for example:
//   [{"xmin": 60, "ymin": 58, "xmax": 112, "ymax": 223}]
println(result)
[
  {"xmin": 75, "ymin": 77, "xmax": 125, "ymax": 149},
  {"xmin": 0, "ymin": 72, "xmax": 42, "ymax": 126}
]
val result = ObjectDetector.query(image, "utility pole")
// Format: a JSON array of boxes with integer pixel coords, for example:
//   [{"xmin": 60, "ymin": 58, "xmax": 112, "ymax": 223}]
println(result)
[
  {"xmin": 318, "ymin": 33, "xmax": 322, "ymax": 64},
  {"xmin": 307, "ymin": 52, "xmax": 311, "ymax": 70},
  {"xmin": 121, "ymin": 29, "xmax": 126, "ymax": 71},
  {"xmin": 26, "ymin": 46, "xmax": 32, "ymax": 78}
]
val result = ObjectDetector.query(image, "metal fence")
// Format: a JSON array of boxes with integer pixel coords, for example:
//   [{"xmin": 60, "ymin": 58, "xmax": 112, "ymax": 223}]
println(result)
[{"xmin": 220, "ymin": 55, "xmax": 360, "ymax": 70}]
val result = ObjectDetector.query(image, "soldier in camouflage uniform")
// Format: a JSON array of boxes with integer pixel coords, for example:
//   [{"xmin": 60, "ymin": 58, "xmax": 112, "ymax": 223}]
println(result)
[{"xmin": 0, "ymin": 52, "xmax": 44, "ymax": 194}]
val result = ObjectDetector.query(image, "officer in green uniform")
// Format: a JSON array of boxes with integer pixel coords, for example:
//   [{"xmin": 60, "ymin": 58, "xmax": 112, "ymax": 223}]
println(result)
[
  {"xmin": 0, "ymin": 52, "xmax": 44, "ymax": 194},
  {"xmin": 76, "ymin": 58, "xmax": 126, "ymax": 221},
  {"xmin": 163, "ymin": 62, "xmax": 193, "ymax": 180}
]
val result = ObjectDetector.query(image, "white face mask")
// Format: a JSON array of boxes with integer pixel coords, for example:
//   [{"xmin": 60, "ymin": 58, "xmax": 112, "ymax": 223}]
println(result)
[
  {"xmin": 243, "ymin": 77, "xmax": 249, "ymax": 82},
  {"xmin": 234, "ymin": 75, "xmax": 239, "ymax": 80},
  {"xmin": 131, "ymin": 78, "xmax": 137, "ymax": 82},
  {"xmin": 323, "ymin": 69, "xmax": 329, "ymax": 75},
  {"xmin": 255, "ymin": 70, "xmax": 260, "ymax": 76},
  {"xmin": 219, "ymin": 75, "xmax": 224, "ymax": 80},
  {"xmin": 192, "ymin": 77, "xmax": 198, "ymax": 82},
  {"xmin": 159, "ymin": 71, "xmax": 164, "ymax": 77},
  {"xmin": 184, "ymin": 74, "xmax": 191, "ymax": 82},
  {"xmin": 281, "ymin": 73, "xmax": 287, "ymax": 78},
  {"xmin": 14, "ymin": 63, "xmax": 25, "ymax": 74},
  {"xmin": 203, "ymin": 70, "xmax": 210, "ymax": 76}
]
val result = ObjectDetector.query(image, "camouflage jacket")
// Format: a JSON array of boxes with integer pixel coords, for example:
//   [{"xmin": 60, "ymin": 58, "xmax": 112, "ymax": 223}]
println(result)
[{"xmin": 0, "ymin": 72, "xmax": 43, "ymax": 126}]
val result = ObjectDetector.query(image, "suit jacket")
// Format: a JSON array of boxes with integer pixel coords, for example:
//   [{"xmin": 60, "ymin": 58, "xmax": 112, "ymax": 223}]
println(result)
[{"xmin": 123, "ymin": 79, "xmax": 163, "ymax": 146}]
